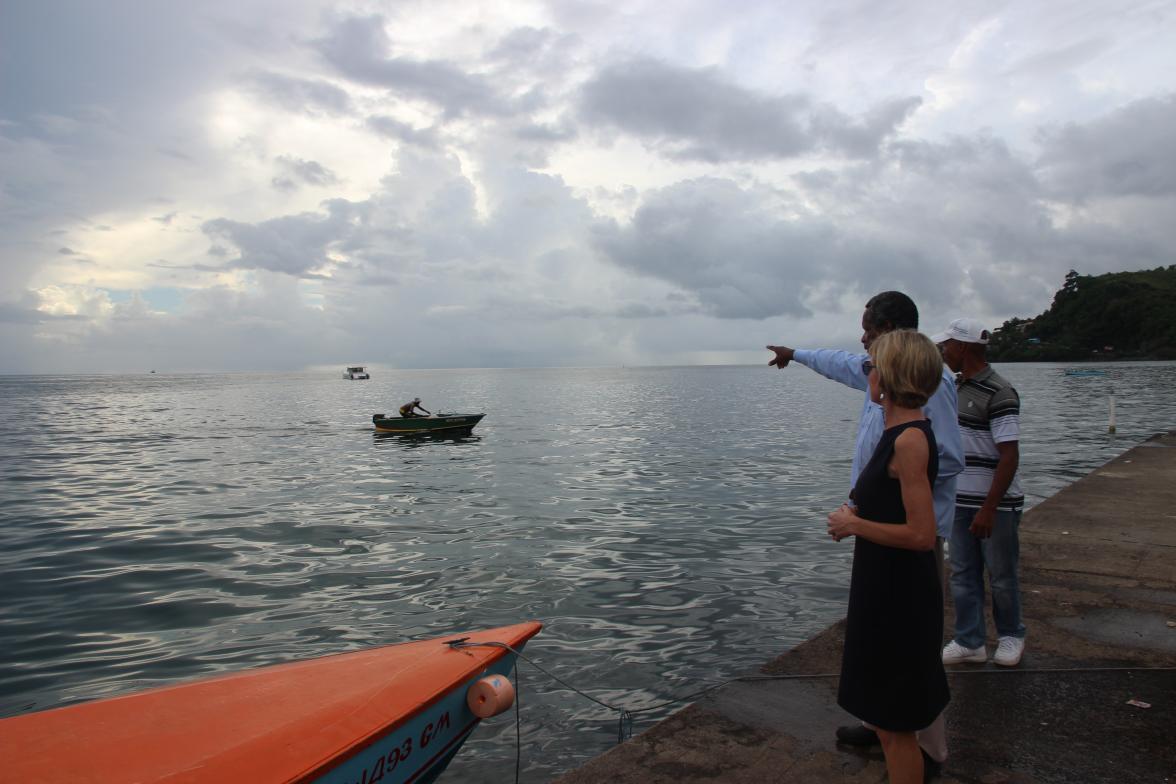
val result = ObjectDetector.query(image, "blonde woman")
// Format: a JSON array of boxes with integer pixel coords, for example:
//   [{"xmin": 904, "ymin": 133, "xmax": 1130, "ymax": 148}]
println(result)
[{"xmin": 827, "ymin": 329, "xmax": 950, "ymax": 784}]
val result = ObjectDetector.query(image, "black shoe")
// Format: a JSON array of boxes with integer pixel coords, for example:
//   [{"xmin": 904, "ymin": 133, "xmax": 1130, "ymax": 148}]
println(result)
[
  {"xmin": 921, "ymin": 749, "xmax": 942, "ymax": 782},
  {"xmin": 835, "ymin": 724, "xmax": 879, "ymax": 746}
]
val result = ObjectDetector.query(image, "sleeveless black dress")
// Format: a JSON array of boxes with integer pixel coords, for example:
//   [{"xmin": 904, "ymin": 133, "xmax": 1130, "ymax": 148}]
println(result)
[{"xmin": 836, "ymin": 420, "xmax": 950, "ymax": 731}]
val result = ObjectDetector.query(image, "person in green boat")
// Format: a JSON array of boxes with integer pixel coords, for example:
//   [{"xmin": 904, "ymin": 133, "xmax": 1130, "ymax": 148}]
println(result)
[{"xmin": 399, "ymin": 398, "xmax": 431, "ymax": 418}]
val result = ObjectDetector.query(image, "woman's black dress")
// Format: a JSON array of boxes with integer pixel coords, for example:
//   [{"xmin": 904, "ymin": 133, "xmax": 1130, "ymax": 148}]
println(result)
[{"xmin": 836, "ymin": 420, "xmax": 950, "ymax": 731}]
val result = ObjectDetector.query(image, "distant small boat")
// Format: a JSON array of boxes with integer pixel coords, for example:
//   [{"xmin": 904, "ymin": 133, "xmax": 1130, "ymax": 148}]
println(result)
[
  {"xmin": 0, "ymin": 621, "xmax": 541, "ymax": 784},
  {"xmin": 344, "ymin": 366, "xmax": 370, "ymax": 380},
  {"xmin": 1064, "ymin": 368, "xmax": 1107, "ymax": 377},
  {"xmin": 373, "ymin": 413, "xmax": 485, "ymax": 435}
]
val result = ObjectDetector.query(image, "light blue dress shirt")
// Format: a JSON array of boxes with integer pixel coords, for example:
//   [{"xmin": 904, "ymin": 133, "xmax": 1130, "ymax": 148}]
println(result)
[{"xmin": 793, "ymin": 349, "xmax": 964, "ymax": 539}]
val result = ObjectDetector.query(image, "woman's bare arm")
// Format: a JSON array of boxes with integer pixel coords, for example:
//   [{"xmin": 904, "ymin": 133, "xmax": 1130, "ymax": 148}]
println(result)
[{"xmin": 827, "ymin": 427, "xmax": 937, "ymax": 551}]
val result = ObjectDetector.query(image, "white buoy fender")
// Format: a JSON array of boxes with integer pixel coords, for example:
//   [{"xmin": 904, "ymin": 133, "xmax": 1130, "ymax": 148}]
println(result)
[{"xmin": 466, "ymin": 674, "xmax": 516, "ymax": 718}]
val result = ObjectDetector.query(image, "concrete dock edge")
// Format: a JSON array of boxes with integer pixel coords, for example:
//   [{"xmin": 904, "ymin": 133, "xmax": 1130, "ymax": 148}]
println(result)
[{"xmin": 554, "ymin": 431, "xmax": 1176, "ymax": 783}]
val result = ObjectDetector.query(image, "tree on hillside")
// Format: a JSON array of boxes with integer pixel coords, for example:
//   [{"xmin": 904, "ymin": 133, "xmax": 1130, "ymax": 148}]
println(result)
[{"xmin": 988, "ymin": 266, "xmax": 1176, "ymax": 361}]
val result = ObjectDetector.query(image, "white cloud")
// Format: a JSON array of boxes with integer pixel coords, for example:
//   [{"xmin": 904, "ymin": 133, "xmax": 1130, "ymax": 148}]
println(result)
[
  {"xmin": 1, "ymin": 0, "xmax": 1174, "ymax": 372},
  {"xmin": 33, "ymin": 285, "xmax": 115, "ymax": 319}
]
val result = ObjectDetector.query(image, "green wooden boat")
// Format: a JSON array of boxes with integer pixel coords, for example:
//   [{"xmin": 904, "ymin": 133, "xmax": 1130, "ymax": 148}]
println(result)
[{"xmin": 372, "ymin": 413, "xmax": 485, "ymax": 435}]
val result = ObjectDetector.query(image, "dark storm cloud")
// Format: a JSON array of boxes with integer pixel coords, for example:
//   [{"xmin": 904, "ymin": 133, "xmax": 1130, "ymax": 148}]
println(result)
[
  {"xmin": 813, "ymin": 98, "xmax": 926, "ymax": 159},
  {"xmin": 365, "ymin": 115, "xmax": 440, "ymax": 148},
  {"xmin": 591, "ymin": 123, "xmax": 1137, "ymax": 321},
  {"xmin": 484, "ymin": 25, "xmax": 579, "ymax": 82},
  {"xmin": 315, "ymin": 16, "xmax": 516, "ymax": 118},
  {"xmin": 201, "ymin": 150, "xmax": 494, "ymax": 289},
  {"xmin": 592, "ymin": 177, "xmax": 828, "ymax": 319},
  {"xmin": 243, "ymin": 70, "xmax": 356, "ymax": 116},
  {"xmin": 578, "ymin": 58, "xmax": 921, "ymax": 162},
  {"xmin": 809, "ymin": 125, "xmax": 1175, "ymax": 315},
  {"xmin": 805, "ymin": 136, "xmax": 1059, "ymax": 313},
  {"xmin": 1037, "ymin": 94, "xmax": 1176, "ymax": 199},
  {"xmin": 202, "ymin": 208, "xmax": 351, "ymax": 277},
  {"xmin": 887, "ymin": 135, "xmax": 1041, "ymax": 203}
]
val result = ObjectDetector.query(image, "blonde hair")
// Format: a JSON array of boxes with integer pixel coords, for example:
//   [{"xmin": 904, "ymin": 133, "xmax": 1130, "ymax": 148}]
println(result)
[{"xmin": 870, "ymin": 329, "xmax": 943, "ymax": 408}]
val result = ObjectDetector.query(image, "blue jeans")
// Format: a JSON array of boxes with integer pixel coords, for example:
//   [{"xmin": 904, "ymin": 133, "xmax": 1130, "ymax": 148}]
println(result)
[{"xmin": 949, "ymin": 506, "xmax": 1026, "ymax": 649}]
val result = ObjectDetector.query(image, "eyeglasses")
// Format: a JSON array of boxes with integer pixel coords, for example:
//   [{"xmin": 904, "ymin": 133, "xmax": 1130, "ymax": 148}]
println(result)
[{"xmin": 861, "ymin": 359, "xmax": 875, "ymax": 374}]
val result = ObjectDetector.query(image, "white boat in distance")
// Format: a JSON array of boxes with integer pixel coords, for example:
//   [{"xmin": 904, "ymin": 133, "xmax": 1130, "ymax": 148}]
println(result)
[{"xmin": 343, "ymin": 366, "xmax": 370, "ymax": 380}]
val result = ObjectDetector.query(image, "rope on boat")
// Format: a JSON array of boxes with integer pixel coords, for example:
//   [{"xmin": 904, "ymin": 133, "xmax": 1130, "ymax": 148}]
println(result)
[
  {"xmin": 450, "ymin": 638, "xmax": 1176, "ymax": 778},
  {"xmin": 512, "ymin": 661, "xmax": 522, "ymax": 784}
]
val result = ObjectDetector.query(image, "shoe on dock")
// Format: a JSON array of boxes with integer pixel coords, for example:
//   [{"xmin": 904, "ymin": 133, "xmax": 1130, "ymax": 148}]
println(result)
[
  {"xmin": 993, "ymin": 636, "xmax": 1025, "ymax": 666},
  {"xmin": 834, "ymin": 723, "xmax": 879, "ymax": 746},
  {"xmin": 941, "ymin": 640, "xmax": 987, "ymax": 664}
]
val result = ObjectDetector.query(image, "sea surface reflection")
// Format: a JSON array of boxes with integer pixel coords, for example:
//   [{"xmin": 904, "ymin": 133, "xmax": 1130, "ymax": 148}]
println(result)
[{"xmin": 0, "ymin": 363, "xmax": 1172, "ymax": 781}]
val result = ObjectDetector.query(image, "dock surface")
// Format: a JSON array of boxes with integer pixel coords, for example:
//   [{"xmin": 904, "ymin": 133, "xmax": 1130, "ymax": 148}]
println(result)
[{"xmin": 554, "ymin": 431, "xmax": 1176, "ymax": 783}]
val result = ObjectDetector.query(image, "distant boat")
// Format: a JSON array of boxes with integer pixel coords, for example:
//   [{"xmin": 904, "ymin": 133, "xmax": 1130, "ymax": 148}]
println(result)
[
  {"xmin": 0, "ymin": 621, "xmax": 541, "ymax": 784},
  {"xmin": 1064, "ymin": 368, "xmax": 1107, "ymax": 377},
  {"xmin": 344, "ymin": 366, "xmax": 370, "ymax": 380},
  {"xmin": 373, "ymin": 413, "xmax": 485, "ymax": 435}
]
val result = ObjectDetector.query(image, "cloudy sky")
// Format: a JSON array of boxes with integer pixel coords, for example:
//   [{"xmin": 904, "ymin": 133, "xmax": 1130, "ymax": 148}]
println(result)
[{"xmin": 2, "ymin": 0, "xmax": 1174, "ymax": 372}]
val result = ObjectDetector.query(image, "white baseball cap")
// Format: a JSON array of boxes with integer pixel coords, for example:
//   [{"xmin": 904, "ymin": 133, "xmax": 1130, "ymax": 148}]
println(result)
[{"xmin": 930, "ymin": 318, "xmax": 990, "ymax": 345}]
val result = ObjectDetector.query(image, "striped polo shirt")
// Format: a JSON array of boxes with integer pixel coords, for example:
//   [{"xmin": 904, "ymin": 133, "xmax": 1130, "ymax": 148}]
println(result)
[{"xmin": 956, "ymin": 365, "xmax": 1024, "ymax": 511}]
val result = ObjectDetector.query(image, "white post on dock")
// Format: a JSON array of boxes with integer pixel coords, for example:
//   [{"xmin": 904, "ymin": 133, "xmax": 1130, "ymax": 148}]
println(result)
[{"xmin": 1108, "ymin": 394, "xmax": 1116, "ymax": 434}]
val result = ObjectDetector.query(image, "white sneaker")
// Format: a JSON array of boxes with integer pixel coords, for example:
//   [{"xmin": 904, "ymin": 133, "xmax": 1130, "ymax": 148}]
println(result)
[
  {"xmin": 993, "ymin": 636, "xmax": 1025, "ymax": 667},
  {"xmin": 942, "ymin": 640, "xmax": 986, "ymax": 664}
]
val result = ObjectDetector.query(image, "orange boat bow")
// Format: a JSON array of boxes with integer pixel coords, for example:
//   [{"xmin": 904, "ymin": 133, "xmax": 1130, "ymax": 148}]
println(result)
[{"xmin": 0, "ymin": 621, "xmax": 542, "ymax": 783}]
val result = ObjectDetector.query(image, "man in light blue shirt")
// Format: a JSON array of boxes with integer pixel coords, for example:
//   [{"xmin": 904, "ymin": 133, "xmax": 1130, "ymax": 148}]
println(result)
[{"xmin": 767, "ymin": 290, "xmax": 963, "ymax": 776}]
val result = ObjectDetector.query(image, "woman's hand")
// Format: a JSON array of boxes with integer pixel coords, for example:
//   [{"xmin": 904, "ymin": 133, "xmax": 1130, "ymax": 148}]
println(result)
[{"xmin": 827, "ymin": 503, "xmax": 858, "ymax": 542}]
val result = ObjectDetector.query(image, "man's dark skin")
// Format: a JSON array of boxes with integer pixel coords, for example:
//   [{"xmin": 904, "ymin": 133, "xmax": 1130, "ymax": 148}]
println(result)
[
  {"xmin": 938, "ymin": 338, "xmax": 1019, "ymax": 539},
  {"xmin": 767, "ymin": 309, "xmax": 891, "ymax": 369}
]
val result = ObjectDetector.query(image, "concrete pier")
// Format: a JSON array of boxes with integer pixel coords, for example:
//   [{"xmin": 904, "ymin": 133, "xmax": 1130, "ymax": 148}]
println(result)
[{"xmin": 554, "ymin": 431, "xmax": 1176, "ymax": 783}]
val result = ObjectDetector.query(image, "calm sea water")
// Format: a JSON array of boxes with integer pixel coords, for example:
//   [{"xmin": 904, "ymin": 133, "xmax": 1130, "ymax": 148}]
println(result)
[{"xmin": 2, "ymin": 362, "xmax": 1173, "ymax": 781}]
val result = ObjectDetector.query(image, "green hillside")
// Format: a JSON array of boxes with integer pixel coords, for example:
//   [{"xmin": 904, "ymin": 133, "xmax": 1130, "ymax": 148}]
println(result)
[{"xmin": 988, "ymin": 267, "xmax": 1176, "ymax": 361}]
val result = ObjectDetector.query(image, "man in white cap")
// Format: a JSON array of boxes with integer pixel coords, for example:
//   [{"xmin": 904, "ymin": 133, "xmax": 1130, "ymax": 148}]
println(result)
[{"xmin": 932, "ymin": 318, "xmax": 1027, "ymax": 667}]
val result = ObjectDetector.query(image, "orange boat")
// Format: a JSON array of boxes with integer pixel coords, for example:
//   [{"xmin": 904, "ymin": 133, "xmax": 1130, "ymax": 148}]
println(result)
[{"xmin": 0, "ymin": 621, "xmax": 542, "ymax": 784}]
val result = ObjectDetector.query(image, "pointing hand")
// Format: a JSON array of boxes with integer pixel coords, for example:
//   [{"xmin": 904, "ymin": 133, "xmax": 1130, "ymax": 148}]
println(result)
[{"xmin": 767, "ymin": 345, "xmax": 795, "ymax": 368}]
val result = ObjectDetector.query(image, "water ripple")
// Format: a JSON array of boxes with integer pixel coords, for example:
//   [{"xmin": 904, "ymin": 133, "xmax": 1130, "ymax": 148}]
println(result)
[{"xmin": 0, "ymin": 364, "xmax": 1173, "ymax": 781}]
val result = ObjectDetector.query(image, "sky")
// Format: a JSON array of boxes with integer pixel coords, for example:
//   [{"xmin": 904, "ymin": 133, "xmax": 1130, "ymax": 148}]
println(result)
[{"xmin": 2, "ymin": 0, "xmax": 1174, "ymax": 373}]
